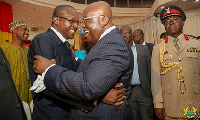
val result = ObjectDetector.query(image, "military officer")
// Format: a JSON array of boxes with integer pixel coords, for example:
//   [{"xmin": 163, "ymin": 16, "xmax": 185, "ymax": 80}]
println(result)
[{"xmin": 151, "ymin": 5, "xmax": 200, "ymax": 120}]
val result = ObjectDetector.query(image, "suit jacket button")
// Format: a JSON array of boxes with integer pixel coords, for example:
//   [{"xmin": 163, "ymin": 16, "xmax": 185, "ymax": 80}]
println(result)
[
  {"xmin": 178, "ymin": 58, "xmax": 181, "ymax": 61},
  {"xmin": 85, "ymin": 110, "xmax": 88, "ymax": 113},
  {"xmin": 16, "ymin": 104, "xmax": 21, "ymax": 109},
  {"xmin": 181, "ymin": 91, "xmax": 184, "ymax": 94}
]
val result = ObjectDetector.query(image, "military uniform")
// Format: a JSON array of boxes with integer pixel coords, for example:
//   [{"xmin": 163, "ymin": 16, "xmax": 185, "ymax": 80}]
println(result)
[
  {"xmin": 151, "ymin": 5, "xmax": 200, "ymax": 119},
  {"xmin": 152, "ymin": 33, "xmax": 200, "ymax": 119}
]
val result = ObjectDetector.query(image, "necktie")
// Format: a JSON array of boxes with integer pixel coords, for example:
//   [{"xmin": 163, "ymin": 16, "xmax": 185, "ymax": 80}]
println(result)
[
  {"xmin": 64, "ymin": 41, "xmax": 70, "ymax": 49},
  {"xmin": 174, "ymin": 38, "xmax": 180, "ymax": 52}
]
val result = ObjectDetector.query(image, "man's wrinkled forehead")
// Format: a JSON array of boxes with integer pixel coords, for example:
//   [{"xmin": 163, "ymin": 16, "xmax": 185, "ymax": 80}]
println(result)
[{"xmin": 83, "ymin": 6, "xmax": 102, "ymax": 17}]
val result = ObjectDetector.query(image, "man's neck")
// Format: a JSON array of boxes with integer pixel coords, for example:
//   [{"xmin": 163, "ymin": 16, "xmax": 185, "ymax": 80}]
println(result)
[
  {"xmin": 139, "ymin": 39, "xmax": 144, "ymax": 44},
  {"xmin": 11, "ymin": 39, "xmax": 24, "ymax": 48},
  {"xmin": 129, "ymin": 41, "xmax": 133, "ymax": 47},
  {"xmin": 169, "ymin": 32, "xmax": 183, "ymax": 38}
]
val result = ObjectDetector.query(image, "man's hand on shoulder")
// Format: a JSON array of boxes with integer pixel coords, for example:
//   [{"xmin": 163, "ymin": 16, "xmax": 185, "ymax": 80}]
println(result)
[
  {"xmin": 102, "ymin": 83, "xmax": 126, "ymax": 106},
  {"xmin": 33, "ymin": 55, "xmax": 56, "ymax": 74}
]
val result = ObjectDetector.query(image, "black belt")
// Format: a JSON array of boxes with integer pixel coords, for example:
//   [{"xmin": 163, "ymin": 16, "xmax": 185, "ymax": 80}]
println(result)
[{"xmin": 131, "ymin": 84, "xmax": 141, "ymax": 88}]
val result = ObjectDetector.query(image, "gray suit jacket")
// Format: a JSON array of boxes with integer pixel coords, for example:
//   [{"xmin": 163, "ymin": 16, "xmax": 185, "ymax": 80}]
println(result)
[
  {"xmin": 135, "ymin": 44, "xmax": 151, "ymax": 97},
  {"xmin": 44, "ymin": 28, "xmax": 134, "ymax": 120}
]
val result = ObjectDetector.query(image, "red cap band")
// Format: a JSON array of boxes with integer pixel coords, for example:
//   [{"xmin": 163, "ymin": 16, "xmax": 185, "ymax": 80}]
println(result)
[{"xmin": 163, "ymin": 9, "xmax": 182, "ymax": 18}]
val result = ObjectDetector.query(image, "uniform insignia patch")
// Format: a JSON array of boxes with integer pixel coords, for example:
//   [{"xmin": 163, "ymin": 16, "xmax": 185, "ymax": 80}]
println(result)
[
  {"xmin": 187, "ymin": 47, "xmax": 200, "ymax": 52},
  {"xmin": 183, "ymin": 107, "xmax": 198, "ymax": 118}
]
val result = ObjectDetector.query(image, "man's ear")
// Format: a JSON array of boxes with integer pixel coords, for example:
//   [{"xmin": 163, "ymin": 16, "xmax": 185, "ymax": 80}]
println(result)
[
  {"xmin": 53, "ymin": 17, "xmax": 59, "ymax": 26},
  {"xmin": 101, "ymin": 15, "xmax": 109, "ymax": 27},
  {"xmin": 182, "ymin": 21, "xmax": 185, "ymax": 26},
  {"xmin": 12, "ymin": 28, "xmax": 17, "ymax": 34}
]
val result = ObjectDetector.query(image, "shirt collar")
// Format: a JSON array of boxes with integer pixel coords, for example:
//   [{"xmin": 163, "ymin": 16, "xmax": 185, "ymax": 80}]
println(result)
[
  {"xmin": 142, "ymin": 41, "xmax": 146, "ymax": 45},
  {"xmin": 168, "ymin": 33, "xmax": 184, "ymax": 43},
  {"xmin": 51, "ymin": 27, "xmax": 67, "ymax": 43},
  {"xmin": 132, "ymin": 42, "xmax": 136, "ymax": 47},
  {"xmin": 99, "ymin": 26, "xmax": 116, "ymax": 41},
  {"xmin": 177, "ymin": 33, "xmax": 184, "ymax": 41}
]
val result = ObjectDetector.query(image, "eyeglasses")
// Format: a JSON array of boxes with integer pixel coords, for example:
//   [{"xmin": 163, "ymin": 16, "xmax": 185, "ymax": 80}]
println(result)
[
  {"xmin": 57, "ymin": 16, "xmax": 79, "ymax": 24},
  {"xmin": 82, "ymin": 15, "xmax": 104, "ymax": 24},
  {"xmin": 83, "ymin": 30, "xmax": 89, "ymax": 35}
]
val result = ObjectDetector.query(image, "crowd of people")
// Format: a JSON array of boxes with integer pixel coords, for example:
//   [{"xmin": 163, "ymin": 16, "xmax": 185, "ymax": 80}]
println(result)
[{"xmin": 0, "ymin": 1, "xmax": 200, "ymax": 120}]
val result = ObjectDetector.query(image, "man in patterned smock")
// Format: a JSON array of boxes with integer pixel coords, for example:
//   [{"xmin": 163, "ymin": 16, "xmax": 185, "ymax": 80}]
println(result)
[{"xmin": 1, "ymin": 20, "xmax": 32, "ymax": 104}]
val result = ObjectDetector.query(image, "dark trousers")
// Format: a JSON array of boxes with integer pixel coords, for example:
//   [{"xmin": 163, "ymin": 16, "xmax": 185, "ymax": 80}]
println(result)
[{"xmin": 128, "ymin": 85, "xmax": 153, "ymax": 120}]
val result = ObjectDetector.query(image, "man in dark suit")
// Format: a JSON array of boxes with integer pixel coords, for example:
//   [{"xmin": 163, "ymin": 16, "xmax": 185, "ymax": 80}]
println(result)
[
  {"xmin": 133, "ymin": 29, "xmax": 154, "ymax": 56},
  {"xmin": 32, "ymin": 1, "xmax": 134, "ymax": 120},
  {"xmin": 28, "ymin": 5, "xmax": 80, "ymax": 120},
  {"xmin": 0, "ymin": 47, "xmax": 27, "ymax": 120},
  {"xmin": 28, "ymin": 4, "xmax": 126, "ymax": 120},
  {"xmin": 121, "ymin": 25, "xmax": 153, "ymax": 120}
]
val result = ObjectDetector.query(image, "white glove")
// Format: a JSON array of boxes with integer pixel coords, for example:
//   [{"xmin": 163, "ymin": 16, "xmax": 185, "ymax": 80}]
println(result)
[{"xmin": 30, "ymin": 73, "xmax": 46, "ymax": 93}]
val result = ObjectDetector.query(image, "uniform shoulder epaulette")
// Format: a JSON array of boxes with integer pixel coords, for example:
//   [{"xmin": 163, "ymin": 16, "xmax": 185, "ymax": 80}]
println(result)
[
  {"xmin": 155, "ymin": 39, "xmax": 165, "ymax": 46},
  {"xmin": 196, "ymin": 36, "xmax": 200, "ymax": 40},
  {"xmin": 187, "ymin": 34, "xmax": 200, "ymax": 40}
]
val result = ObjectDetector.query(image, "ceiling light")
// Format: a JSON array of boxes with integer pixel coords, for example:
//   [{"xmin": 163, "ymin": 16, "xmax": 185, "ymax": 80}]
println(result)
[{"xmin": 196, "ymin": 0, "xmax": 199, "ymax": 1}]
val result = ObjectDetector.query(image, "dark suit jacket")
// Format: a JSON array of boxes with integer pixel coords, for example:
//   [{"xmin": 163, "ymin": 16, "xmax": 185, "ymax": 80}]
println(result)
[
  {"xmin": 146, "ymin": 42, "xmax": 154, "ymax": 57},
  {"xmin": 44, "ymin": 28, "xmax": 134, "ymax": 120},
  {"xmin": 134, "ymin": 44, "xmax": 151, "ymax": 97},
  {"xmin": 28, "ymin": 28, "xmax": 79, "ymax": 120},
  {"xmin": 0, "ymin": 47, "xmax": 27, "ymax": 120}
]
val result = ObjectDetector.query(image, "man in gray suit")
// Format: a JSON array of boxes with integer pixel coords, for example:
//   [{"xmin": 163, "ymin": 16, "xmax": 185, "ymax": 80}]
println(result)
[
  {"xmin": 32, "ymin": 1, "xmax": 133, "ymax": 120},
  {"xmin": 120, "ymin": 25, "xmax": 153, "ymax": 120}
]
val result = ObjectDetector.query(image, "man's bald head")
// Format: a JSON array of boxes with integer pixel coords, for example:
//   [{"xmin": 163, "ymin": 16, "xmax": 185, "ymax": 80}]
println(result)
[
  {"xmin": 82, "ymin": 1, "xmax": 114, "ymax": 46},
  {"xmin": 83, "ymin": 1, "xmax": 112, "ymax": 21}
]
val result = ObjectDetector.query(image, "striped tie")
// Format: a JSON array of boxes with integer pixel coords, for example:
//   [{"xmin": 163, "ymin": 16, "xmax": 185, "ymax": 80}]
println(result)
[{"xmin": 174, "ymin": 38, "xmax": 180, "ymax": 52}]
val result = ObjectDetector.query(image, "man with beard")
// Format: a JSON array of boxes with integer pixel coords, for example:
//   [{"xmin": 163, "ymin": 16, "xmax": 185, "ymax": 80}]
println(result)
[
  {"xmin": 23, "ymin": 28, "xmax": 31, "ymax": 47},
  {"xmin": 151, "ymin": 5, "xmax": 200, "ymax": 120},
  {"xmin": 28, "ymin": 4, "xmax": 127, "ymax": 120},
  {"xmin": 31, "ymin": 1, "xmax": 134, "ymax": 120},
  {"xmin": 1, "ymin": 20, "xmax": 32, "ymax": 105}
]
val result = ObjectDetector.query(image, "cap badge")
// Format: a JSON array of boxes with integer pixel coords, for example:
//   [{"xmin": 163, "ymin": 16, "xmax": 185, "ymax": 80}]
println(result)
[{"xmin": 165, "ymin": 7, "xmax": 170, "ymax": 14}]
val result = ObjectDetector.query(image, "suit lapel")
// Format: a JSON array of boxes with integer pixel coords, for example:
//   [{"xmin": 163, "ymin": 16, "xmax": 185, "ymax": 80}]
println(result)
[
  {"xmin": 0, "ymin": 48, "xmax": 12, "ymax": 74},
  {"xmin": 47, "ymin": 28, "xmax": 78, "ymax": 69},
  {"xmin": 135, "ymin": 44, "xmax": 141, "ymax": 69},
  {"xmin": 0, "ymin": 53, "xmax": 6, "ymax": 68},
  {"xmin": 47, "ymin": 28, "xmax": 71, "ymax": 53}
]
